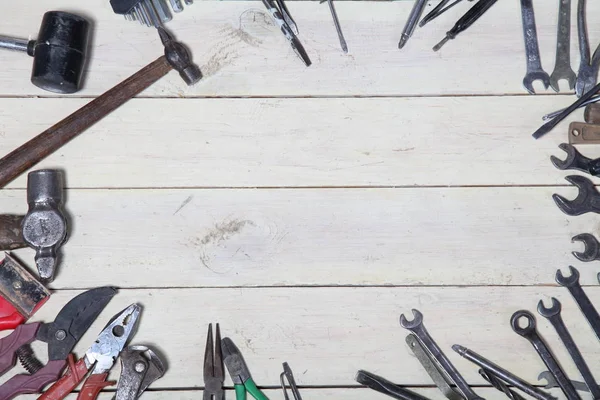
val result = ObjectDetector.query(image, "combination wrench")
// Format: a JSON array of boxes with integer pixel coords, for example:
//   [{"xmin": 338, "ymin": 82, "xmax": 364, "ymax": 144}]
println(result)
[
  {"xmin": 538, "ymin": 298, "xmax": 600, "ymax": 398},
  {"xmin": 550, "ymin": 0, "xmax": 576, "ymax": 91},
  {"xmin": 576, "ymin": 0, "xmax": 600, "ymax": 97},
  {"xmin": 520, "ymin": 0, "xmax": 551, "ymax": 94},
  {"xmin": 400, "ymin": 309, "xmax": 484, "ymax": 400},
  {"xmin": 556, "ymin": 266, "xmax": 600, "ymax": 341},
  {"xmin": 511, "ymin": 310, "xmax": 580, "ymax": 400}
]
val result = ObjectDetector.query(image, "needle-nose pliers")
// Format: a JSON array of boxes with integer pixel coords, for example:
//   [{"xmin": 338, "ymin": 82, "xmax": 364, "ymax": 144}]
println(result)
[{"xmin": 222, "ymin": 337, "xmax": 270, "ymax": 400}]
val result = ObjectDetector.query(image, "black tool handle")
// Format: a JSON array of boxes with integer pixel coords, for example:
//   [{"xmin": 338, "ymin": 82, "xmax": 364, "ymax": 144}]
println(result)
[{"xmin": 451, "ymin": 0, "xmax": 498, "ymax": 36}]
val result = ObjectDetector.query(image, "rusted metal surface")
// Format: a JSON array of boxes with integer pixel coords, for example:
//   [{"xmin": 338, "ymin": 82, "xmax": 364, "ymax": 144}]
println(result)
[{"xmin": 0, "ymin": 215, "xmax": 26, "ymax": 251}]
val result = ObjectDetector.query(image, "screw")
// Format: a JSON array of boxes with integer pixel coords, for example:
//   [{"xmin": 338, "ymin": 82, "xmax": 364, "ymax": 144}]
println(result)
[
  {"xmin": 135, "ymin": 361, "xmax": 146, "ymax": 373},
  {"xmin": 12, "ymin": 281, "xmax": 22, "ymax": 290},
  {"xmin": 55, "ymin": 329, "xmax": 67, "ymax": 341}
]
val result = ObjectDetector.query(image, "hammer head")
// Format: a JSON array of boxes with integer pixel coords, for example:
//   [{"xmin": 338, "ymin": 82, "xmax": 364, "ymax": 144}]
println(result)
[
  {"xmin": 31, "ymin": 11, "xmax": 90, "ymax": 94},
  {"xmin": 158, "ymin": 27, "xmax": 202, "ymax": 86}
]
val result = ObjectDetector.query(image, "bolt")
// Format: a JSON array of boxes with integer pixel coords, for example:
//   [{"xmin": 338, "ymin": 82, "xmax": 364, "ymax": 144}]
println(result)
[
  {"xmin": 135, "ymin": 361, "xmax": 146, "ymax": 373},
  {"xmin": 12, "ymin": 281, "xmax": 22, "ymax": 290},
  {"xmin": 55, "ymin": 329, "xmax": 66, "ymax": 341}
]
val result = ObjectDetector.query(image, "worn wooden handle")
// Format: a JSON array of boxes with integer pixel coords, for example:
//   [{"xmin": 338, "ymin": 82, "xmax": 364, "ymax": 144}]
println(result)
[{"xmin": 0, "ymin": 56, "xmax": 172, "ymax": 189}]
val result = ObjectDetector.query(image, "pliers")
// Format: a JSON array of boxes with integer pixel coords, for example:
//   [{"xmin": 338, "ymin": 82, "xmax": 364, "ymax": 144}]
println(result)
[
  {"xmin": 39, "ymin": 303, "xmax": 141, "ymax": 400},
  {"xmin": 0, "ymin": 286, "xmax": 116, "ymax": 400},
  {"xmin": 222, "ymin": 337, "xmax": 270, "ymax": 400},
  {"xmin": 204, "ymin": 323, "xmax": 224, "ymax": 400}
]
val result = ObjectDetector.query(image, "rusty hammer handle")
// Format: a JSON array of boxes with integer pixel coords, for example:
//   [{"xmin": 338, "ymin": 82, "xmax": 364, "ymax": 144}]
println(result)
[{"xmin": 0, "ymin": 56, "xmax": 172, "ymax": 189}]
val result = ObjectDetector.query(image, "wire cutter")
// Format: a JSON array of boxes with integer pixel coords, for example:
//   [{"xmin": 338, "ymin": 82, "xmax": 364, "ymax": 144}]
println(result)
[
  {"xmin": 222, "ymin": 337, "xmax": 270, "ymax": 400},
  {"xmin": 0, "ymin": 286, "xmax": 116, "ymax": 400},
  {"xmin": 204, "ymin": 323, "xmax": 224, "ymax": 400},
  {"xmin": 39, "ymin": 303, "xmax": 142, "ymax": 400}
]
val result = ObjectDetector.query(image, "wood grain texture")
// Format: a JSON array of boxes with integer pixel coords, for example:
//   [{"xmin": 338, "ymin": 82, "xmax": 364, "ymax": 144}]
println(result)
[
  {"xmin": 1, "ymin": 0, "xmax": 598, "ymax": 97},
  {"xmin": 10, "ymin": 288, "xmax": 600, "ymax": 389},
  {"xmin": 0, "ymin": 186, "xmax": 593, "ymax": 288},
  {"xmin": 0, "ymin": 96, "xmax": 585, "ymax": 189}
]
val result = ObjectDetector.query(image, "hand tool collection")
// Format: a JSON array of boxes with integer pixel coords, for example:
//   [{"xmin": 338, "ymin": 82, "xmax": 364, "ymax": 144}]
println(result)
[{"xmin": 356, "ymin": 278, "xmax": 600, "ymax": 400}]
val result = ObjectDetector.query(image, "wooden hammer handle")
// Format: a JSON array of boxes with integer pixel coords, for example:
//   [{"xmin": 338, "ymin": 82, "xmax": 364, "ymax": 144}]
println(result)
[{"xmin": 0, "ymin": 56, "xmax": 172, "ymax": 188}]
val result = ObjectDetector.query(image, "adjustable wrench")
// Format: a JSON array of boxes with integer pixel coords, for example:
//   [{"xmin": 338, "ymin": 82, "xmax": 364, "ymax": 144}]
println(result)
[
  {"xmin": 556, "ymin": 266, "xmax": 600, "ymax": 341},
  {"xmin": 520, "ymin": 0, "xmax": 551, "ymax": 94},
  {"xmin": 550, "ymin": 0, "xmax": 577, "ymax": 91},
  {"xmin": 400, "ymin": 310, "xmax": 484, "ymax": 400},
  {"xmin": 538, "ymin": 298, "xmax": 600, "ymax": 398},
  {"xmin": 511, "ymin": 310, "xmax": 580, "ymax": 400}
]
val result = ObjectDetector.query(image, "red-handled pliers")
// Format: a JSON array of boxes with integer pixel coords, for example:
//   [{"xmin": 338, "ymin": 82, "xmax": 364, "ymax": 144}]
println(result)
[{"xmin": 39, "ymin": 303, "xmax": 141, "ymax": 400}]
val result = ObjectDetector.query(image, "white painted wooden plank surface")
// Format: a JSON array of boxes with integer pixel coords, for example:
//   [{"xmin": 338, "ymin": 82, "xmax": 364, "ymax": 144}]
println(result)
[
  {"xmin": 8, "ymin": 288, "xmax": 600, "ymax": 389},
  {"xmin": 0, "ymin": 96, "xmax": 586, "ymax": 189},
  {"xmin": 2, "ymin": 0, "xmax": 600, "ymax": 97},
  {"xmin": 1, "ymin": 186, "xmax": 594, "ymax": 287}
]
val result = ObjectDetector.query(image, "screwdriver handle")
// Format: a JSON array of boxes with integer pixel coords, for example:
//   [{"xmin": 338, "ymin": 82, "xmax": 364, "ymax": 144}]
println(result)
[{"xmin": 450, "ymin": 0, "xmax": 498, "ymax": 36}]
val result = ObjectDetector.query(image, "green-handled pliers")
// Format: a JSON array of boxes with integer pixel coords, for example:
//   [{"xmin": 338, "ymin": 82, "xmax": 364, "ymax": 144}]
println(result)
[{"xmin": 222, "ymin": 337, "xmax": 270, "ymax": 400}]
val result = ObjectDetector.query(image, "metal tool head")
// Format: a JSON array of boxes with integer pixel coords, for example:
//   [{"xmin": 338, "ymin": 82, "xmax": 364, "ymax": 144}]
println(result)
[
  {"xmin": 537, "ymin": 298, "xmax": 561, "ymax": 318},
  {"xmin": 538, "ymin": 371, "xmax": 556, "ymax": 388},
  {"xmin": 115, "ymin": 345, "xmax": 167, "ymax": 400},
  {"xmin": 157, "ymin": 26, "xmax": 202, "ymax": 86},
  {"xmin": 281, "ymin": 362, "xmax": 302, "ymax": 400},
  {"xmin": 204, "ymin": 323, "xmax": 224, "ymax": 400},
  {"xmin": 85, "ymin": 303, "xmax": 142, "ymax": 374},
  {"xmin": 510, "ymin": 310, "xmax": 537, "ymax": 337},
  {"xmin": 221, "ymin": 337, "xmax": 251, "ymax": 385},
  {"xmin": 555, "ymin": 266, "xmax": 580, "ymax": 287},
  {"xmin": 550, "ymin": 143, "xmax": 581, "ymax": 170},
  {"xmin": 572, "ymin": 233, "xmax": 600, "ymax": 261},
  {"xmin": 523, "ymin": 72, "xmax": 551, "ymax": 95},
  {"xmin": 552, "ymin": 175, "xmax": 600, "ymax": 216},
  {"xmin": 399, "ymin": 309, "xmax": 423, "ymax": 329},
  {"xmin": 550, "ymin": 70, "xmax": 577, "ymax": 93},
  {"xmin": 37, "ymin": 286, "xmax": 117, "ymax": 361}
]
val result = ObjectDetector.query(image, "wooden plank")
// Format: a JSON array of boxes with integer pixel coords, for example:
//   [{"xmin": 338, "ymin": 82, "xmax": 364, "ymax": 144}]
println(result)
[
  {"xmin": 0, "ymin": 187, "xmax": 591, "ymax": 288},
  {"xmin": 1, "ymin": 0, "xmax": 597, "ymax": 97},
  {"xmin": 0, "ymin": 96, "xmax": 584, "ymax": 189},
  {"xmin": 10, "ymin": 287, "xmax": 600, "ymax": 389}
]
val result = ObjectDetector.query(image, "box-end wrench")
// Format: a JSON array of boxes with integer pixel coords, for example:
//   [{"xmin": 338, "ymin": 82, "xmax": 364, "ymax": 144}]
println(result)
[
  {"xmin": 538, "ymin": 298, "xmax": 600, "ymax": 398},
  {"xmin": 556, "ymin": 266, "xmax": 600, "ymax": 341},
  {"xmin": 576, "ymin": 0, "xmax": 600, "ymax": 97},
  {"xmin": 511, "ymin": 310, "xmax": 581, "ymax": 400},
  {"xmin": 520, "ymin": 0, "xmax": 551, "ymax": 94},
  {"xmin": 550, "ymin": 0, "xmax": 576, "ymax": 91},
  {"xmin": 400, "ymin": 309, "xmax": 484, "ymax": 400}
]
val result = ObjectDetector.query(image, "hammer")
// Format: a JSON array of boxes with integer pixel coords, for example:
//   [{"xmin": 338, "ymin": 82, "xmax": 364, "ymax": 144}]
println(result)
[
  {"xmin": 0, "ymin": 11, "xmax": 90, "ymax": 94},
  {"xmin": 0, "ymin": 27, "xmax": 201, "ymax": 189}
]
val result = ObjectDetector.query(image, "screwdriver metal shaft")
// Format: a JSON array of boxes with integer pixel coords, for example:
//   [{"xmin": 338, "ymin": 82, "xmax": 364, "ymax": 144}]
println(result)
[
  {"xmin": 399, "ymin": 0, "xmax": 428, "ymax": 49},
  {"xmin": 433, "ymin": 0, "xmax": 498, "ymax": 51}
]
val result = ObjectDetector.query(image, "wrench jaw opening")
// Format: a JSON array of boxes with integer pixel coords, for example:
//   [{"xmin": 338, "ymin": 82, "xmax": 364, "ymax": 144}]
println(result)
[
  {"xmin": 550, "ymin": 71, "xmax": 577, "ymax": 93},
  {"xmin": 553, "ymin": 175, "xmax": 599, "ymax": 216},
  {"xmin": 571, "ymin": 233, "xmax": 600, "ymax": 262},
  {"xmin": 400, "ymin": 309, "xmax": 424, "ymax": 329},
  {"xmin": 511, "ymin": 310, "xmax": 537, "ymax": 337},
  {"xmin": 537, "ymin": 298, "xmax": 562, "ymax": 318},
  {"xmin": 523, "ymin": 73, "xmax": 551, "ymax": 95},
  {"xmin": 551, "ymin": 144, "xmax": 578, "ymax": 170},
  {"xmin": 556, "ymin": 266, "xmax": 580, "ymax": 287}
]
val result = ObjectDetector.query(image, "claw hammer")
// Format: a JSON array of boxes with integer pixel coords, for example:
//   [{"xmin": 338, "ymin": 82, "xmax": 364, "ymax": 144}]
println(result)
[{"xmin": 0, "ymin": 27, "xmax": 202, "ymax": 188}]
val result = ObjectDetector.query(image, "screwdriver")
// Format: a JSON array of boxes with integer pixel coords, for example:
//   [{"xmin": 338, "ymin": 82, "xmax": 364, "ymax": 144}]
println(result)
[{"xmin": 433, "ymin": 0, "xmax": 498, "ymax": 51}]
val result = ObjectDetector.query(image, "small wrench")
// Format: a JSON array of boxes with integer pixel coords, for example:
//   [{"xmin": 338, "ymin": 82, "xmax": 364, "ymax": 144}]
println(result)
[
  {"xmin": 550, "ymin": 0, "xmax": 577, "ymax": 91},
  {"xmin": 552, "ymin": 175, "xmax": 600, "ymax": 216},
  {"xmin": 400, "ymin": 310, "xmax": 484, "ymax": 400},
  {"xmin": 511, "ymin": 310, "xmax": 580, "ymax": 400},
  {"xmin": 576, "ymin": 0, "xmax": 600, "ymax": 97},
  {"xmin": 520, "ymin": 0, "xmax": 551, "ymax": 94},
  {"xmin": 539, "ymin": 371, "xmax": 589, "ymax": 392},
  {"xmin": 538, "ymin": 298, "xmax": 600, "ymax": 398},
  {"xmin": 556, "ymin": 266, "xmax": 600, "ymax": 341},
  {"xmin": 551, "ymin": 143, "xmax": 600, "ymax": 176},
  {"xmin": 571, "ymin": 233, "xmax": 600, "ymax": 262}
]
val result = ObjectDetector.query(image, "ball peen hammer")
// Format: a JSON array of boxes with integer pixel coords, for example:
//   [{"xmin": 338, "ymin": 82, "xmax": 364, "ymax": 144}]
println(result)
[{"xmin": 0, "ymin": 27, "xmax": 202, "ymax": 189}]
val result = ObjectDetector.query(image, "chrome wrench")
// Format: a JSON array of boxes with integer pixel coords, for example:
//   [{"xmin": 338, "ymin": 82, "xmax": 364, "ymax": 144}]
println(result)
[
  {"xmin": 511, "ymin": 310, "xmax": 580, "ymax": 400},
  {"xmin": 550, "ymin": 0, "xmax": 576, "ymax": 91},
  {"xmin": 538, "ymin": 298, "xmax": 600, "ymax": 398},
  {"xmin": 520, "ymin": 0, "xmax": 551, "ymax": 94},
  {"xmin": 400, "ymin": 310, "xmax": 484, "ymax": 400}
]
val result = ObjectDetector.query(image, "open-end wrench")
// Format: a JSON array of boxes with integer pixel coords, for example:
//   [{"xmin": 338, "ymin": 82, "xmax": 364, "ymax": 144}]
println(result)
[
  {"xmin": 538, "ymin": 298, "xmax": 600, "ymax": 398},
  {"xmin": 400, "ymin": 310, "xmax": 484, "ymax": 400},
  {"xmin": 550, "ymin": 0, "xmax": 577, "ymax": 91},
  {"xmin": 551, "ymin": 143, "xmax": 600, "ymax": 176},
  {"xmin": 572, "ymin": 233, "xmax": 600, "ymax": 262},
  {"xmin": 576, "ymin": 0, "xmax": 600, "ymax": 97},
  {"xmin": 520, "ymin": 0, "xmax": 551, "ymax": 94},
  {"xmin": 552, "ymin": 175, "xmax": 600, "ymax": 216},
  {"xmin": 556, "ymin": 266, "xmax": 600, "ymax": 341},
  {"xmin": 511, "ymin": 310, "xmax": 581, "ymax": 400},
  {"xmin": 539, "ymin": 371, "xmax": 588, "ymax": 393}
]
